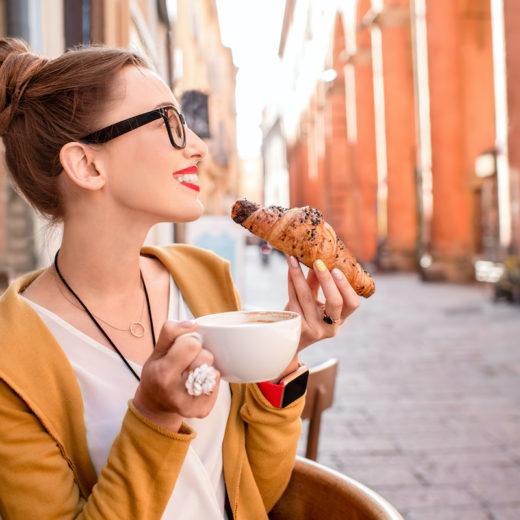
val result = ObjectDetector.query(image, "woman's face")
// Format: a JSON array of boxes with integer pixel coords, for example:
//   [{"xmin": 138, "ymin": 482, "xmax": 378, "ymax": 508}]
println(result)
[{"xmin": 92, "ymin": 65, "xmax": 208, "ymax": 224}]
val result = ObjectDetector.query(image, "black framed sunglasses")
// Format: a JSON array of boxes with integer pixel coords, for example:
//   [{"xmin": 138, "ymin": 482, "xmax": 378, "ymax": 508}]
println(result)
[{"xmin": 80, "ymin": 105, "xmax": 187, "ymax": 149}]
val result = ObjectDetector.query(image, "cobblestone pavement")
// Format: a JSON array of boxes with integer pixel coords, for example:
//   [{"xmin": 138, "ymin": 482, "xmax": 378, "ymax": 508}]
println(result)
[{"xmin": 242, "ymin": 245, "xmax": 520, "ymax": 520}]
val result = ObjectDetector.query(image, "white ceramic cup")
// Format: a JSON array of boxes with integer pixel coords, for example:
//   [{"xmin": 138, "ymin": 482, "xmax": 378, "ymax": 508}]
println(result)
[{"xmin": 195, "ymin": 310, "xmax": 302, "ymax": 383}]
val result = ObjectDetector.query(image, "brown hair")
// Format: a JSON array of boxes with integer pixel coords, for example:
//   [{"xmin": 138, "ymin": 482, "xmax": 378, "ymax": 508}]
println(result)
[{"xmin": 0, "ymin": 37, "xmax": 148, "ymax": 221}]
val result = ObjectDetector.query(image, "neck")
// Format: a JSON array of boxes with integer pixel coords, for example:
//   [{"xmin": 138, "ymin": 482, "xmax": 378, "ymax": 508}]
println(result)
[{"xmin": 56, "ymin": 214, "xmax": 153, "ymax": 303}]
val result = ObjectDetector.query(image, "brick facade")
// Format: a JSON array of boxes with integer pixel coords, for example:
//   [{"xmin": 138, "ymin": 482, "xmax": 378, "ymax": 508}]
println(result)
[{"xmin": 277, "ymin": 0, "xmax": 510, "ymax": 281}]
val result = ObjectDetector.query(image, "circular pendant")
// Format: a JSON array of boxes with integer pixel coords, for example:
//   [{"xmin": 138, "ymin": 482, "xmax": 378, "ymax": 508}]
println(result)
[{"xmin": 129, "ymin": 321, "xmax": 146, "ymax": 338}]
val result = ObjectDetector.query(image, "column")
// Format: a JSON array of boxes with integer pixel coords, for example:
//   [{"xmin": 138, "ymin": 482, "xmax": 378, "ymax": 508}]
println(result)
[
  {"xmin": 352, "ymin": 11, "xmax": 379, "ymax": 265},
  {"xmin": 423, "ymin": 0, "xmax": 470, "ymax": 280},
  {"xmin": 503, "ymin": 0, "xmax": 520, "ymax": 254},
  {"xmin": 378, "ymin": 0, "xmax": 418, "ymax": 271}
]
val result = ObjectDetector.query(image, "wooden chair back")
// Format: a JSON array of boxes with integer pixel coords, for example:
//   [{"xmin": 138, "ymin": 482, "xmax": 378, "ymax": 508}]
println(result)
[
  {"xmin": 269, "ymin": 456, "xmax": 404, "ymax": 520},
  {"xmin": 301, "ymin": 358, "xmax": 339, "ymax": 460}
]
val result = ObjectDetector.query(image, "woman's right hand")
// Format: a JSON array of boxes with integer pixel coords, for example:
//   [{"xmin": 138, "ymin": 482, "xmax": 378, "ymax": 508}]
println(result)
[{"xmin": 133, "ymin": 320, "xmax": 220, "ymax": 432}]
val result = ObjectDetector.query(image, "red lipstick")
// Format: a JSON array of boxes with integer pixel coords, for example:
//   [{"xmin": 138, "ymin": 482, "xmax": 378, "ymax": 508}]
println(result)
[
  {"xmin": 173, "ymin": 165, "xmax": 198, "ymax": 176},
  {"xmin": 173, "ymin": 165, "xmax": 200, "ymax": 192},
  {"xmin": 180, "ymin": 182, "xmax": 200, "ymax": 192}
]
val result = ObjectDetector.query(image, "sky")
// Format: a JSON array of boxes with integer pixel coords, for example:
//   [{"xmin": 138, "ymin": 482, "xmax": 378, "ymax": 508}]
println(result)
[{"xmin": 215, "ymin": 0, "xmax": 287, "ymax": 158}]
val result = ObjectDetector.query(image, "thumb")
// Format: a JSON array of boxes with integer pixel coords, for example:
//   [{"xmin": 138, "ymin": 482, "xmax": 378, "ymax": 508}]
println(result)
[{"xmin": 152, "ymin": 320, "xmax": 199, "ymax": 357}]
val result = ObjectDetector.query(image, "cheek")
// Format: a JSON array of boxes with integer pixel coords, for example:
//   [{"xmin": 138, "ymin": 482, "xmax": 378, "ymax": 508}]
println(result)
[
  {"xmin": 105, "ymin": 139, "xmax": 170, "ymax": 191},
  {"xmin": 103, "ymin": 145, "xmax": 204, "ymax": 221}
]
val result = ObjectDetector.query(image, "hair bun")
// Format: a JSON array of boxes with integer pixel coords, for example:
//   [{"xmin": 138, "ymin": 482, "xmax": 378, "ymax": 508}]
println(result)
[{"xmin": 0, "ymin": 37, "xmax": 47, "ymax": 136}]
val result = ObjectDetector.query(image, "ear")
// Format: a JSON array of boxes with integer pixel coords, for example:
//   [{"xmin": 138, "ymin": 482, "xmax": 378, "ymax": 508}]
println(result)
[{"xmin": 59, "ymin": 142, "xmax": 106, "ymax": 191}]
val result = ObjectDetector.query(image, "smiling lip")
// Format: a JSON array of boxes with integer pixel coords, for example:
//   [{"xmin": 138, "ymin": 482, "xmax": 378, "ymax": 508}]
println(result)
[
  {"xmin": 181, "ymin": 182, "xmax": 200, "ymax": 192},
  {"xmin": 173, "ymin": 165, "xmax": 198, "ymax": 176},
  {"xmin": 173, "ymin": 165, "xmax": 200, "ymax": 192}
]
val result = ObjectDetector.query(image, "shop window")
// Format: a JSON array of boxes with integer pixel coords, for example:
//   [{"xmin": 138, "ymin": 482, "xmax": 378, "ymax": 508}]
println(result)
[{"xmin": 181, "ymin": 90, "xmax": 211, "ymax": 139}]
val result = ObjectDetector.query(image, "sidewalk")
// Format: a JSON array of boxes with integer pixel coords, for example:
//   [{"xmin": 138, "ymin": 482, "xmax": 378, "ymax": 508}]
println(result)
[{"xmin": 242, "ymin": 245, "xmax": 520, "ymax": 520}]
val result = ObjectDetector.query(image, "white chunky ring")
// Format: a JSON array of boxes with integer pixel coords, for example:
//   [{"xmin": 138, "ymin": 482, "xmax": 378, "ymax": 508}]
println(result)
[{"xmin": 185, "ymin": 363, "xmax": 218, "ymax": 396}]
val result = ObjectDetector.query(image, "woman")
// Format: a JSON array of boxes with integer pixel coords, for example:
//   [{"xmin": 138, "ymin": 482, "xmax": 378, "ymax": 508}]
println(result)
[{"xmin": 0, "ymin": 38, "xmax": 360, "ymax": 519}]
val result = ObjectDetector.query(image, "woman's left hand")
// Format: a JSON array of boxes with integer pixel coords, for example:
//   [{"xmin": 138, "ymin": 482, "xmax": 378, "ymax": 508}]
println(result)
[{"xmin": 285, "ymin": 255, "xmax": 360, "ymax": 351}]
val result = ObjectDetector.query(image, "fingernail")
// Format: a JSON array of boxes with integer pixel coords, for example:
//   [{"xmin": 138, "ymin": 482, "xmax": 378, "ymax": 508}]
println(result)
[
  {"xmin": 289, "ymin": 256, "xmax": 299, "ymax": 268},
  {"xmin": 180, "ymin": 320, "xmax": 196, "ymax": 328},
  {"xmin": 315, "ymin": 259, "xmax": 327, "ymax": 272},
  {"xmin": 332, "ymin": 268, "xmax": 343, "ymax": 280}
]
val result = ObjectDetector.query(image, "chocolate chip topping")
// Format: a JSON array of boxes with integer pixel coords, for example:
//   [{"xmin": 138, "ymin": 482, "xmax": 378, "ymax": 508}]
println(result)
[
  {"xmin": 300, "ymin": 206, "xmax": 322, "ymax": 226},
  {"xmin": 231, "ymin": 198, "xmax": 261, "ymax": 224},
  {"xmin": 265, "ymin": 204, "xmax": 287, "ymax": 218}
]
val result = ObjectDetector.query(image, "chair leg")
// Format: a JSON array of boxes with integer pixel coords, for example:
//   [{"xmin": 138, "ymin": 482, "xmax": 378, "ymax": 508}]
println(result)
[{"xmin": 305, "ymin": 385, "xmax": 326, "ymax": 461}]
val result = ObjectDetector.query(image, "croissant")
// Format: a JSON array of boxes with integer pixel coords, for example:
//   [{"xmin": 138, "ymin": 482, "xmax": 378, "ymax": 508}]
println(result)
[{"xmin": 231, "ymin": 199, "xmax": 375, "ymax": 298}]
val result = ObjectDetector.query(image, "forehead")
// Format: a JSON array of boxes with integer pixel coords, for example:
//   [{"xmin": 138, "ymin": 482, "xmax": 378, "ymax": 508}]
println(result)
[{"xmin": 104, "ymin": 66, "xmax": 178, "ymax": 123}]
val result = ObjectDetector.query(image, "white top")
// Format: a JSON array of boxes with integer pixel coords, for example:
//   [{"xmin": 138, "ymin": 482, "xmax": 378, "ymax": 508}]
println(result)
[{"xmin": 23, "ymin": 276, "xmax": 231, "ymax": 519}]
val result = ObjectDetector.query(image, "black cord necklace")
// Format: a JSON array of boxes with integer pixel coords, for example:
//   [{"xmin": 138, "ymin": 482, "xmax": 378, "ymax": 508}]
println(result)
[{"xmin": 53, "ymin": 250, "xmax": 155, "ymax": 382}]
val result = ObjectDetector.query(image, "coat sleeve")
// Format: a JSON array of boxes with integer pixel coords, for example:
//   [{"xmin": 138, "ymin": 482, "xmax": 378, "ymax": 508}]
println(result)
[
  {"xmin": 0, "ymin": 383, "xmax": 195, "ymax": 520},
  {"xmin": 239, "ymin": 383, "xmax": 305, "ymax": 511}
]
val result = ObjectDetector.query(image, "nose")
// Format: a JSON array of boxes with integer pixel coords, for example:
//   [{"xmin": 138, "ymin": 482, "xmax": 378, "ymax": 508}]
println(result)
[{"xmin": 184, "ymin": 127, "xmax": 208, "ymax": 161}]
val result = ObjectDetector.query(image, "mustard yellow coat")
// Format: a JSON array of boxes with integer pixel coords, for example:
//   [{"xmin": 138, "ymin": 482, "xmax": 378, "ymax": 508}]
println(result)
[{"xmin": 0, "ymin": 245, "xmax": 304, "ymax": 519}]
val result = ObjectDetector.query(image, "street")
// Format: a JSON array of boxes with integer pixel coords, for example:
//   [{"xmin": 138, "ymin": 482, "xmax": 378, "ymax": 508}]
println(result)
[{"xmin": 242, "ymin": 245, "xmax": 520, "ymax": 520}]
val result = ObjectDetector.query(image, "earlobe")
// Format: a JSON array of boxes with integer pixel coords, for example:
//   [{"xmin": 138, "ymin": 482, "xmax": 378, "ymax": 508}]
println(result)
[{"xmin": 59, "ymin": 142, "xmax": 105, "ymax": 191}]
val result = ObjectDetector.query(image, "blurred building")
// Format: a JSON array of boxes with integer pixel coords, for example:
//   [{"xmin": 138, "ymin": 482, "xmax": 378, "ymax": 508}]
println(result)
[
  {"xmin": 173, "ymin": 0, "xmax": 239, "ymax": 220},
  {"xmin": 0, "ymin": 0, "xmax": 239, "ymax": 283},
  {"xmin": 264, "ymin": 0, "xmax": 520, "ymax": 282},
  {"xmin": 261, "ymin": 104, "xmax": 290, "ymax": 208}
]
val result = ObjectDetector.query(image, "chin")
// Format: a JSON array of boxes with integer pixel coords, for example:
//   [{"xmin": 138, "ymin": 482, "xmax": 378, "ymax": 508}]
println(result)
[{"xmin": 165, "ymin": 199, "xmax": 204, "ymax": 224}]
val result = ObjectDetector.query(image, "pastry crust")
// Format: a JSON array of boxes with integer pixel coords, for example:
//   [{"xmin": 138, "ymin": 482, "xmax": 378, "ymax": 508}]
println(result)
[{"xmin": 231, "ymin": 199, "xmax": 375, "ymax": 298}]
